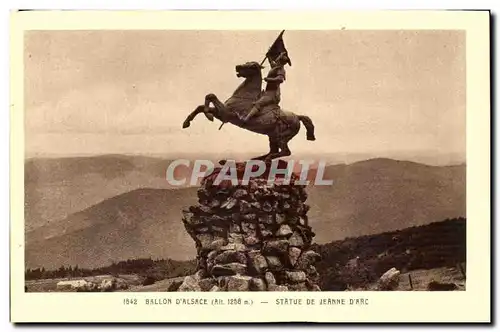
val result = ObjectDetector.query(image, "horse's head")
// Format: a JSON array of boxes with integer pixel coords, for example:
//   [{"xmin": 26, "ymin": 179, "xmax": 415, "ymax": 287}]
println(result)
[{"xmin": 235, "ymin": 61, "xmax": 263, "ymax": 78}]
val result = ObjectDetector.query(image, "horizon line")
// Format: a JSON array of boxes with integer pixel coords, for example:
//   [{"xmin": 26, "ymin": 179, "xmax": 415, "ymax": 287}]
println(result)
[{"xmin": 23, "ymin": 152, "xmax": 467, "ymax": 167}]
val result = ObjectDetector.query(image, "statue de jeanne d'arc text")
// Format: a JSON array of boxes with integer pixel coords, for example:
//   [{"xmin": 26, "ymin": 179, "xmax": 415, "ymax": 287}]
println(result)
[{"xmin": 182, "ymin": 31, "xmax": 316, "ymax": 161}]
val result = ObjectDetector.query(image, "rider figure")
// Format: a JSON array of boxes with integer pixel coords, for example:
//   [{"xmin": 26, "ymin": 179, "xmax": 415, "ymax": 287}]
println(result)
[{"xmin": 241, "ymin": 51, "xmax": 291, "ymax": 123}]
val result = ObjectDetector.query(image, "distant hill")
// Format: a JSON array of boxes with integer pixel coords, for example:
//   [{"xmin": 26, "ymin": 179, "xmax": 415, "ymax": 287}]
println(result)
[
  {"xmin": 25, "ymin": 155, "xmax": 181, "ymax": 231},
  {"xmin": 307, "ymin": 158, "xmax": 465, "ymax": 243},
  {"xmin": 26, "ymin": 218, "xmax": 466, "ymax": 293},
  {"xmin": 313, "ymin": 217, "xmax": 466, "ymax": 290},
  {"xmin": 25, "ymin": 156, "xmax": 465, "ymax": 269},
  {"xmin": 25, "ymin": 188, "xmax": 198, "ymax": 269}
]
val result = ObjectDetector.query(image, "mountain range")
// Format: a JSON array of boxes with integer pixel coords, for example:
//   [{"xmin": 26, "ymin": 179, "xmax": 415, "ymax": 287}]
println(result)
[{"xmin": 24, "ymin": 155, "xmax": 466, "ymax": 269}]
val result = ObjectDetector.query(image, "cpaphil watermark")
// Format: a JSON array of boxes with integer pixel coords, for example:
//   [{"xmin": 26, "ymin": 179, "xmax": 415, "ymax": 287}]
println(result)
[{"xmin": 165, "ymin": 159, "xmax": 334, "ymax": 186}]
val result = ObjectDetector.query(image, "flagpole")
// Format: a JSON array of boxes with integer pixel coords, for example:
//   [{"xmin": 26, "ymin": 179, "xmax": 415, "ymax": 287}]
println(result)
[{"xmin": 260, "ymin": 30, "xmax": 285, "ymax": 66}]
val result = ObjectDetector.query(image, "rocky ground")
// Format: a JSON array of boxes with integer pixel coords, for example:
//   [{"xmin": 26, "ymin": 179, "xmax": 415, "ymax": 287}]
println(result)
[
  {"xmin": 346, "ymin": 266, "xmax": 466, "ymax": 291},
  {"xmin": 25, "ymin": 264, "xmax": 466, "ymax": 292},
  {"xmin": 25, "ymin": 274, "xmax": 142, "ymax": 292},
  {"xmin": 125, "ymin": 277, "xmax": 186, "ymax": 292},
  {"xmin": 394, "ymin": 266, "xmax": 466, "ymax": 291}
]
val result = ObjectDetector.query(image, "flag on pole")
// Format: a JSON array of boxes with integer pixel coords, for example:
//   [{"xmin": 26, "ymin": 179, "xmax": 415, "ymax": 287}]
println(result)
[{"xmin": 265, "ymin": 30, "xmax": 292, "ymax": 66}]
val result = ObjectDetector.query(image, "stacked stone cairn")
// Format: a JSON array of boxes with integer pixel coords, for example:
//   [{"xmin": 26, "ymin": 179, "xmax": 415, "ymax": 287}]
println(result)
[{"xmin": 179, "ymin": 161, "xmax": 321, "ymax": 292}]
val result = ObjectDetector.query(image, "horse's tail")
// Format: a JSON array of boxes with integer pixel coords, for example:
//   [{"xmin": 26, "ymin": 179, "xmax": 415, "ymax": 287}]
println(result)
[{"xmin": 298, "ymin": 115, "xmax": 316, "ymax": 141}]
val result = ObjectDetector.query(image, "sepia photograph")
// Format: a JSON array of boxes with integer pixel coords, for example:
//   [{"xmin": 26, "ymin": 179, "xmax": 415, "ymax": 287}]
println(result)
[
  {"xmin": 23, "ymin": 28, "xmax": 468, "ymax": 294},
  {"xmin": 10, "ymin": 10, "xmax": 490, "ymax": 323}
]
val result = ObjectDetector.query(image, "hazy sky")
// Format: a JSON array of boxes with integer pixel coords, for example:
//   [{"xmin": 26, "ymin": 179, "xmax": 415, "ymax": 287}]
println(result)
[{"xmin": 25, "ymin": 30, "xmax": 465, "ymax": 161}]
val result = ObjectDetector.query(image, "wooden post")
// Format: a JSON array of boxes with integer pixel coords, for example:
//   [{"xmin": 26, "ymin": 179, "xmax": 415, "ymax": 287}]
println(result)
[
  {"xmin": 458, "ymin": 262, "xmax": 466, "ymax": 279},
  {"xmin": 408, "ymin": 274, "xmax": 413, "ymax": 290}
]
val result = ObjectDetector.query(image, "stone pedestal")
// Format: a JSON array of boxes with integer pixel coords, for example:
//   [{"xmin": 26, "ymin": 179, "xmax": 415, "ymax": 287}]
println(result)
[{"xmin": 179, "ymin": 161, "xmax": 321, "ymax": 292}]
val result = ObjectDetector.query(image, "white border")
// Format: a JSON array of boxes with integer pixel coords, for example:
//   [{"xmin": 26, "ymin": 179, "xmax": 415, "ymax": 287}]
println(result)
[{"xmin": 3, "ymin": 2, "xmax": 496, "ymax": 330}]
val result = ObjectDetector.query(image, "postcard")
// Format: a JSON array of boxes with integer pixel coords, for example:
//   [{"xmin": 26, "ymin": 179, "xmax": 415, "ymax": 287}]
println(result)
[{"xmin": 10, "ymin": 10, "xmax": 490, "ymax": 323}]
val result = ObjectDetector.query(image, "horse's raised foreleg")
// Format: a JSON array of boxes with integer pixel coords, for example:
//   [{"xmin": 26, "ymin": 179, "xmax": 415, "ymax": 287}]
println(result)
[
  {"xmin": 181, "ymin": 93, "xmax": 224, "ymax": 128},
  {"xmin": 205, "ymin": 93, "xmax": 232, "ymax": 123},
  {"xmin": 182, "ymin": 105, "xmax": 206, "ymax": 128},
  {"xmin": 182, "ymin": 93, "xmax": 235, "ymax": 128},
  {"xmin": 204, "ymin": 93, "xmax": 229, "ymax": 121}
]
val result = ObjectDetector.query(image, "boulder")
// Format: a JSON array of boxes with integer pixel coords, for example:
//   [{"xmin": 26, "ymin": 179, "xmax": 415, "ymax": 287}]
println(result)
[
  {"xmin": 207, "ymin": 239, "xmax": 228, "ymax": 251},
  {"xmin": 198, "ymin": 205, "xmax": 213, "ymax": 214},
  {"xmin": 167, "ymin": 279, "xmax": 184, "ymax": 292},
  {"xmin": 288, "ymin": 232, "xmax": 304, "ymax": 247},
  {"xmin": 221, "ymin": 197, "xmax": 238, "ymax": 209},
  {"xmin": 214, "ymin": 250, "xmax": 247, "ymax": 265},
  {"xmin": 305, "ymin": 266, "xmax": 320, "ymax": 284},
  {"xmin": 263, "ymin": 240, "xmax": 289, "ymax": 255},
  {"xmin": 114, "ymin": 279, "xmax": 129, "ymax": 290},
  {"xmin": 258, "ymin": 214, "xmax": 274, "ymax": 225},
  {"xmin": 378, "ymin": 267, "xmax": 401, "ymax": 291},
  {"xmin": 260, "ymin": 229, "xmax": 274, "ymax": 238},
  {"xmin": 233, "ymin": 188, "xmax": 249, "ymax": 199},
  {"xmin": 249, "ymin": 278, "xmax": 267, "ymax": 291},
  {"xmin": 207, "ymin": 261, "xmax": 215, "ymax": 273},
  {"xmin": 265, "ymin": 271, "xmax": 277, "ymax": 287},
  {"xmin": 276, "ymin": 214, "xmax": 287, "ymax": 224},
  {"xmin": 250, "ymin": 201, "xmax": 261, "ymax": 209},
  {"xmin": 244, "ymin": 235, "xmax": 260, "ymax": 246},
  {"xmin": 247, "ymin": 251, "xmax": 268, "ymax": 275},
  {"xmin": 56, "ymin": 279, "xmax": 90, "ymax": 291},
  {"xmin": 195, "ymin": 233, "xmax": 215, "ymax": 249},
  {"xmin": 281, "ymin": 201, "xmax": 292, "ymax": 211},
  {"xmin": 207, "ymin": 250, "xmax": 219, "ymax": 261},
  {"xmin": 226, "ymin": 275, "xmax": 252, "ymax": 291},
  {"xmin": 269, "ymin": 285, "xmax": 289, "ymax": 292},
  {"xmin": 286, "ymin": 215, "xmax": 300, "ymax": 225},
  {"xmin": 211, "ymin": 263, "xmax": 247, "ymax": 276},
  {"xmin": 265, "ymin": 256, "xmax": 284, "ymax": 270},
  {"xmin": 209, "ymin": 199, "xmax": 221, "ymax": 208},
  {"xmin": 288, "ymin": 247, "xmax": 302, "ymax": 267},
  {"xmin": 99, "ymin": 279, "xmax": 115, "ymax": 292},
  {"xmin": 241, "ymin": 213, "xmax": 257, "ymax": 222},
  {"xmin": 241, "ymin": 221, "xmax": 257, "ymax": 232},
  {"xmin": 194, "ymin": 269, "xmax": 206, "ymax": 280},
  {"xmin": 239, "ymin": 200, "xmax": 252, "ymax": 213},
  {"xmin": 216, "ymin": 276, "xmax": 229, "ymax": 291},
  {"xmin": 211, "ymin": 226, "xmax": 226, "ymax": 234},
  {"xmin": 295, "ymin": 250, "xmax": 321, "ymax": 270},
  {"xmin": 228, "ymin": 233, "xmax": 244, "ymax": 244},
  {"xmin": 287, "ymin": 282, "xmax": 308, "ymax": 291},
  {"xmin": 220, "ymin": 243, "xmax": 246, "ymax": 252},
  {"xmin": 209, "ymin": 285, "xmax": 221, "ymax": 292},
  {"xmin": 305, "ymin": 280, "xmax": 321, "ymax": 292},
  {"xmin": 261, "ymin": 201, "xmax": 273, "ymax": 212},
  {"xmin": 182, "ymin": 211, "xmax": 201, "ymax": 226},
  {"xmin": 77, "ymin": 282, "xmax": 99, "ymax": 292},
  {"xmin": 178, "ymin": 276, "xmax": 202, "ymax": 292},
  {"xmin": 229, "ymin": 223, "xmax": 241, "ymax": 233},
  {"xmin": 276, "ymin": 224, "xmax": 293, "ymax": 237},
  {"xmin": 241, "ymin": 222, "xmax": 258, "ymax": 238},
  {"xmin": 286, "ymin": 271, "xmax": 307, "ymax": 283},
  {"xmin": 199, "ymin": 278, "xmax": 217, "ymax": 291},
  {"xmin": 296, "ymin": 225, "xmax": 315, "ymax": 243}
]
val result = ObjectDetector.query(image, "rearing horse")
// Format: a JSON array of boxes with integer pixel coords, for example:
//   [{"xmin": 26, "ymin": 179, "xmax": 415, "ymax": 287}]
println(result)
[{"xmin": 182, "ymin": 61, "xmax": 316, "ymax": 160}]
